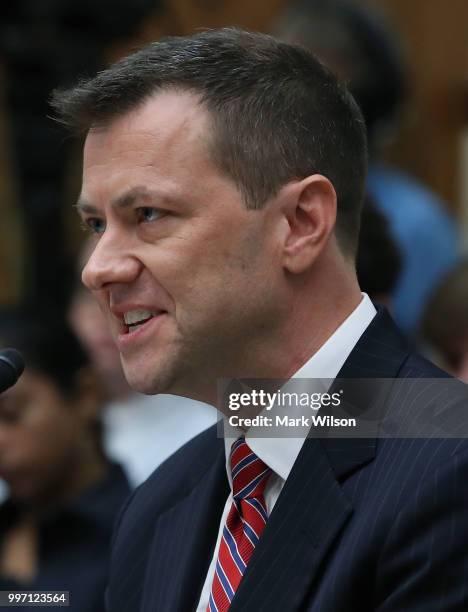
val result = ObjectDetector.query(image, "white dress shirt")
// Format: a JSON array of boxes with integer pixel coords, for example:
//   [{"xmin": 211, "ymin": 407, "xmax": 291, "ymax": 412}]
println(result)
[{"xmin": 196, "ymin": 293, "xmax": 376, "ymax": 610}]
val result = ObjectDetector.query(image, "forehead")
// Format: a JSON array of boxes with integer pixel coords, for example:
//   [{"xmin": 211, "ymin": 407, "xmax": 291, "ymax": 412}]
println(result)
[{"xmin": 83, "ymin": 89, "xmax": 212, "ymax": 171}]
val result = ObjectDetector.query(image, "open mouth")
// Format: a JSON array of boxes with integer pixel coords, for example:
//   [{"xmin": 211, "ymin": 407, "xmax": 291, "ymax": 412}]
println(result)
[{"xmin": 123, "ymin": 309, "xmax": 166, "ymax": 334}]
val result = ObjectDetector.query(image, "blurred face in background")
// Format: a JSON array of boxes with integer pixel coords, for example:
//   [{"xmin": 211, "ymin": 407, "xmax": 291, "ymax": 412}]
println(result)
[
  {"xmin": 0, "ymin": 368, "xmax": 99, "ymax": 506},
  {"xmin": 69, "ymin": 286, "xmax": 129, "ymax": 399}
]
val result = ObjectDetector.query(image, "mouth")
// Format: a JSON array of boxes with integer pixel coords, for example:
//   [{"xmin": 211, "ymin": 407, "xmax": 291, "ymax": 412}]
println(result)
[
  {"xmin": 123, "ymin": 309, "xmax": 164, "ymax": 333},
  {"xmin": 115, "ymin": 307, "xmax": 168, "ymax": 349}
]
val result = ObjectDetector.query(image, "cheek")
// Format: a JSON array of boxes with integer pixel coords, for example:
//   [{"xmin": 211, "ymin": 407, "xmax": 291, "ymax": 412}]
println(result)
[
  {"xmin": 4, "ymin": 431, "xmax": 74, "ymax": 501},
  {"xmin": 140, "ymin": 219, "xmax": 276, "ymax": 318},
  {"xmin": 25, "ymin": 404, "xmax": 79, "ymax": 464},
  {"xmin": 26, "ymin": 421, "xmax": 75, "ymax": 463},
  {"xmin": 0, "ymin": 429, "xmax": 71, "ymax": 493},
  {"xmin": 143, "ymin": 214, "xmax": 246, "ymax": 273}
]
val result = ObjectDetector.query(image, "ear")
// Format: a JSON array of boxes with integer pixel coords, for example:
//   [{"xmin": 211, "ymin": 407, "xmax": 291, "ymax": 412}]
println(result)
[{"xmin": 280, "ymin": 175, "xmax": 337, "ymax": 274}]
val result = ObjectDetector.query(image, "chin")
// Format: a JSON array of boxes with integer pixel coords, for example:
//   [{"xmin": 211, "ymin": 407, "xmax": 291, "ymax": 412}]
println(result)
[
  {"xmin": 122, "ymin": 364, "xmax": 173, "ymax": 396},
  {"xmin": 125, "ymin": 376, "xmax": 165, "ymax": 396}
]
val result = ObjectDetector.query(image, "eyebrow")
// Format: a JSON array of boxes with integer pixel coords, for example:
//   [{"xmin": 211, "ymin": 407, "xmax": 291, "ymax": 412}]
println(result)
[{"xmin": 75, "ymin": 186, "xmax": 172, "ymax": 215}]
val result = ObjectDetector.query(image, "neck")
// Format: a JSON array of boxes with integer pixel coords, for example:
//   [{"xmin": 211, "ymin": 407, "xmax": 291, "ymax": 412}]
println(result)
[
  {"xmin": 274, "ymin": 270, "xmax": 363, "ymax": 380},
  {"xmin": 23, "ymin": 442, "xmax": 109, "ymax": 514}
]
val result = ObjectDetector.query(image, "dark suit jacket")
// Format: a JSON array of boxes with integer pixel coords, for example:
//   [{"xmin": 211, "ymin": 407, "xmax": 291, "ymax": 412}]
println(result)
[{"xmin": 106, "ymin": 309, "xmax": 468, "ymax": 611}]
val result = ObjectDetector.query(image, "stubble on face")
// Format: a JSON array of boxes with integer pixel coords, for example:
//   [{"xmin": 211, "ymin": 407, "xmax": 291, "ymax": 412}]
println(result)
[{"xmin": 81, "ymin": 91, "xmax": 284, "ymax": 403}]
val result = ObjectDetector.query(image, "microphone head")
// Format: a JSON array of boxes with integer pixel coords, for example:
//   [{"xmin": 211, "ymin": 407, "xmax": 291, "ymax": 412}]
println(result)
[{"xmin": 0, "ymin": 348, "xmax": 25, "ymax": 393}]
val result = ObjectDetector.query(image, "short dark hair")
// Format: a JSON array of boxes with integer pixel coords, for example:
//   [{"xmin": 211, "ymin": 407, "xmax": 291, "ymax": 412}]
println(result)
[{"xmin": 51, "ymin": 27, "xmax": 367, "ymax": 256}]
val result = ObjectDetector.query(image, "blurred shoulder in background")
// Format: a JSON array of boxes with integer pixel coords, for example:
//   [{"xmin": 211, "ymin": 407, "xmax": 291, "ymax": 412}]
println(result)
[
  {"xmin": 0, "ymin": 307, "xmax": 130, "ymax": 612},
  {"xmin": 275, "ymin": 0, "xmax": 459, "ymax": 334},
  {"xmin": 420, "ymin": 259, "xmax": 468, "ymax": 383}
]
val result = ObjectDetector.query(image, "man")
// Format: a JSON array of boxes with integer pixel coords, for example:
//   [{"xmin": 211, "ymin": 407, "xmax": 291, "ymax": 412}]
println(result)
[{"xmin": 52, "ymin": 28, "xmax": 468, "ymax": 611}]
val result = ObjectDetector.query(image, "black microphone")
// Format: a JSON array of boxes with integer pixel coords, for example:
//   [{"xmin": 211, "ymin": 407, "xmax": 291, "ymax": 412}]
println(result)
[{"xmin": 0, "ymin": 349, "xmax": 25, "ymax": 394}]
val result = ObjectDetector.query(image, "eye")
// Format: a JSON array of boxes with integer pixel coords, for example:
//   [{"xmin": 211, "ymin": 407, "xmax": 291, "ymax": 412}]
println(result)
[
  {"xmin": 138, "ymin": 207, "xmax": 164, "ymax": 223},
  {"xmin": 82, "ymin": 217, "xmax": 106, "ymax": 234}
]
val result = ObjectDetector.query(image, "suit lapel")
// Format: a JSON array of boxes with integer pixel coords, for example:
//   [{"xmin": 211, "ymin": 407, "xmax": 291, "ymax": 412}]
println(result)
[
  {"xmin": 230, "ymin": 435, "xmax": 353, "ymax": 611},
  {"xmin": 231, "ymin": 308, "xmax": 411, "ymax": 610},
  {"xmin": 141, "ymin": 441, "xmax": 229, "ymax": 612},
  {"xmin": 138, "ymin": 308, "xmax": 410, "ymax": 611},
  {"xmin": 335, "ymin": 305, "xmax": 410, "ymax": 379}
]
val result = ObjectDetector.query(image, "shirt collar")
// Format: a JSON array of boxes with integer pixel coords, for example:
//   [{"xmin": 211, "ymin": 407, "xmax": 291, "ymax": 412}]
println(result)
[{"xmin": 224, "ymin": 293, "xmax": 377, "ymax": 484}]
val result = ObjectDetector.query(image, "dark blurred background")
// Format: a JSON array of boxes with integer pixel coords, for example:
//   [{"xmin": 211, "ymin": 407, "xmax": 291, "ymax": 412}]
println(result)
[{"xmin": 1, "ymin": 0, "xmax": 467, "ymax": 327}]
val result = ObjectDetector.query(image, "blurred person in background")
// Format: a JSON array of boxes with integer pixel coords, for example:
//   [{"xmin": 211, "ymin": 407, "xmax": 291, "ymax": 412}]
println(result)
[
  {"xmin": 276, "ymin": 0, "xmax": 459, "ymax": 334},
  {"xmin": 0, "ymin": 308, "xmax": 130, "ymax": 612},
  {"xmin": 356, "ymin": 194, "xmax": 402, "ymax": 308},
  {"xmin": 420, "ymin": 259, "xmax": 468, "ymax": 383},
  {"xmin": 68, "ymin": 240, "xmax": 217, "ymax": 487},
  {"xmin": 0, "ymin": 0, "xmax": 160, "ymax": 310}
]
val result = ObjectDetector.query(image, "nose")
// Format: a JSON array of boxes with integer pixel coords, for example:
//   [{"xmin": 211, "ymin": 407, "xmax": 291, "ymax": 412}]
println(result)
[{"xmin": 82, "ymin": 232, "xmax": 142, "ymax": 291}]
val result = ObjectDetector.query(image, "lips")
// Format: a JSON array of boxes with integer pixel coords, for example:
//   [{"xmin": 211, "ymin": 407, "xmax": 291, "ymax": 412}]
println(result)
[
  {"xmin": 110, "ymin": 304, "xmax": 168, "ymax": 335},
  {"xmin": 123, "ymin": 309, "xmax": 161, "ymax": 333},
  {"xmin": 113, "ymin": 307, "xmax": 169, "ymax": 352}
]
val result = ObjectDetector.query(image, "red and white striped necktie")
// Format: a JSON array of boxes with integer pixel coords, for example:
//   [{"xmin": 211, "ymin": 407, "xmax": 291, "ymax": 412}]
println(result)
[{"xmin": 208, "ymin": 437, "xmax": 272, "ymax": 611}]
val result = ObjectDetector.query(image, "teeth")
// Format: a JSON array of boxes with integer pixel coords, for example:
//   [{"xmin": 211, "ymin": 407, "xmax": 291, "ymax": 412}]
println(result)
[{"xmin": 124, "ymin": 309, "xmax": 155, "ymax": 325}]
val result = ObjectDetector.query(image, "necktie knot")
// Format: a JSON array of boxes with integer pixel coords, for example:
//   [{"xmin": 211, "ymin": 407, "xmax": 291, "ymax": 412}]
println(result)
[{"xmin": 230, "ymin": 437, "xmax": 271, "ymax": 501}]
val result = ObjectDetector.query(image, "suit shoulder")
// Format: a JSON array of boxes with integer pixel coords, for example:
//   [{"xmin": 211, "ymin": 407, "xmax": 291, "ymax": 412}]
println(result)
[
  {"xmin": 106, "ymin": 424, "xmax": 224, "ymax": 611},
  {"xmin": 399, "ymin": 350, "xmax": 451, "ymax": 379},
  {"xmin": 120, "ymin": 423, "xmax": 222, "ymax": 523},
  {"xmin": 374, "ymin": 352, "xmax": 468, "ymax": 469}
]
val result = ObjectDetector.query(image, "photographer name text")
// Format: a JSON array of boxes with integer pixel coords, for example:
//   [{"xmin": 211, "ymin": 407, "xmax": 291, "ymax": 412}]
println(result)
[{"xmin": 228, "ymin": 414, "xmax": 357, "ymax": 428}]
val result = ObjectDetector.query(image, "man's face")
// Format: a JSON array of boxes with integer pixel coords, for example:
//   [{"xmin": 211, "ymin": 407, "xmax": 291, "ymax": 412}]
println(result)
[{"xmin": 79, "ymin": 91, "xmax": 285, "ymax": 402}]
